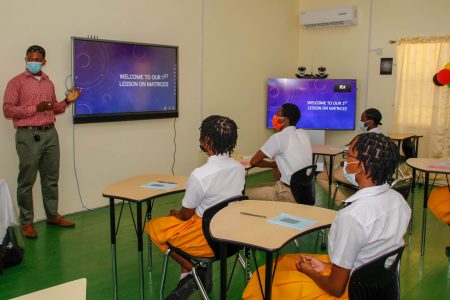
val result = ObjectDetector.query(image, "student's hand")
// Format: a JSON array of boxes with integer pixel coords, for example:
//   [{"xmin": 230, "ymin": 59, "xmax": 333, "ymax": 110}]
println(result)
[
  {"xmin": 36, "ymin": 100, "xmax": 53, "ymax": 112},
  {"xmin": 169, "ymin": 209, "xmax": 179, "ymax": 218},
  {"xmin": 296, "ymin": 255, "xmax": 328, "ymax": 274},
  {"xmin": 66, "ymin": 86, "xmax": 82, "ymax": 103},
  {"xmin": 272, "ymin": 167, "xmax": 281, "ymax": 181}
]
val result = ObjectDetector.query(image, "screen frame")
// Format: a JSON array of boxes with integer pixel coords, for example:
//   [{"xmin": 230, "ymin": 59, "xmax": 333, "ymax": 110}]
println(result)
[
  {"xmin": 71, "ymin": 37, "xmax": 179, "ymax": 124},
  {"xmin": 266, "ymin": 78, "xmax": 357, "ymax": 131}
]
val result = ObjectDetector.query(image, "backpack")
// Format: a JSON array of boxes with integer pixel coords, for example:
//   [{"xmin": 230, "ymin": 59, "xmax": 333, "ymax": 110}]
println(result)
[{"xmin": 1, "ymin": 226, "xmax": 25, "ymax": 273}]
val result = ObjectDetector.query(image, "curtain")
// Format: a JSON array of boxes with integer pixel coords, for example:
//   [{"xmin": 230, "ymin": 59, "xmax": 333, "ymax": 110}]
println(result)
[{"xmin": 394, "ymin": 36, "xmax": 450, "ymax": 158}]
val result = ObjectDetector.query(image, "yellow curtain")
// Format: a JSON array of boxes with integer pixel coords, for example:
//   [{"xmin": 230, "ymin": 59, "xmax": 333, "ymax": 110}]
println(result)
[{"xmin": 394, "ymin": 36, "xmax": 450, "ymax": 158}]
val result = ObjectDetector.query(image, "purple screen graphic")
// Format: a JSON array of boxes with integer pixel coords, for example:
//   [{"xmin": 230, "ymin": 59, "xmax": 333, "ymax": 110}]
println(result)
[
  {"xmin": 267, "ymin": 79, "xmax": 357, "ymax": 130},
  {"xmin": 72, "ymin": 38, "xmax": 177, "ymax": 121}
]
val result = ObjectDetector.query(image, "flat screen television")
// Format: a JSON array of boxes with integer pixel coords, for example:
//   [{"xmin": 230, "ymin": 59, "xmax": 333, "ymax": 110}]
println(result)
[
  {"xmin": 267, "ymin": 78, "xmax": 357, "ymax": 130},
  {"xmin": 71, "ymin": 37, "xmax": 178, "ymax": 123}
]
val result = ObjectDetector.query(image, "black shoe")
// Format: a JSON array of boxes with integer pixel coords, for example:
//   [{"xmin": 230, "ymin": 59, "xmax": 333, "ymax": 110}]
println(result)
[
  {"xmin": 165, "ymin": 274, "xmax": 197, "ymax": 300},
  {"xmin": 196, "ymin": 266, "xmax": 213, "ymax": 294}
]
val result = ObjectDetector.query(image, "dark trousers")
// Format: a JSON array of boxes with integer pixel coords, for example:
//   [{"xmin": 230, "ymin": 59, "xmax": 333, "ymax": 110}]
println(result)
[{"xmin": 15, "ymin": 127, "xmax": 60, "ymax": 224}]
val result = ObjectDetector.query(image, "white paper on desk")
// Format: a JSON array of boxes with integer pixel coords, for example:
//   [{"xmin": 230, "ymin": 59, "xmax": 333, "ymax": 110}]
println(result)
[
  {"xmin": 330, "ymin": 146, "xmax": 348, "ymax": 151},
  {"xmin": 140, "ymin": 181, "xmax": 177, "ymax": 190},
  {"xmin": 267, "ymin": 213, "xmax": 317, "ymax": 231}
]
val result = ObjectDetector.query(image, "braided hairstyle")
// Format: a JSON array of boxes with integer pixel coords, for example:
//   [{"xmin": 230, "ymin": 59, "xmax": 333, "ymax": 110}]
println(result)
[
  {"xmin": 199, "ymin": 115, "xmax": 238, "ymax": 155},
  {"xmin": 347, "ymin": 133, "xmax": 399, "ymax": 185}
]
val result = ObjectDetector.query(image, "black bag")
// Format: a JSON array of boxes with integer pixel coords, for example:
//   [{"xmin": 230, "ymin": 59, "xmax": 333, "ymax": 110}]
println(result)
[{"xmin": 1, "ymin": 226, "xmax": 25, "ymax": 271}]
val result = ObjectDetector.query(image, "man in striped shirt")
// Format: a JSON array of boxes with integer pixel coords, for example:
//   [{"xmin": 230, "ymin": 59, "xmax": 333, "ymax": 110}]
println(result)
[{"xmin": 3, "ymin": 45, "xmax": 81, "ymax": 238}]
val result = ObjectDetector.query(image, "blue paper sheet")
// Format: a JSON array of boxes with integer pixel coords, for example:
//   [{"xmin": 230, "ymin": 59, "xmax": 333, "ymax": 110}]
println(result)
[
  {"xmin": 140, "ymin": 181, "xmax": 177, "ymax": 190},
  {"xmin": 267, "ymin": 213, "xmax": 317, "ymax": 231}
]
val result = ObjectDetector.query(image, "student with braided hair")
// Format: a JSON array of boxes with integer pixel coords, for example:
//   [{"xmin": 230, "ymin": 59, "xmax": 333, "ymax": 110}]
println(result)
[
  {"xmin": 317, "ymin": 108, "xmax": 386, "ymax": 205},
  {"xmin": 146, "ymin": 115, "xmax": 245, "ymax": 299},
  {"xmin": 243, "ymin": 132, "xmax": 411, "ymax": 300}
]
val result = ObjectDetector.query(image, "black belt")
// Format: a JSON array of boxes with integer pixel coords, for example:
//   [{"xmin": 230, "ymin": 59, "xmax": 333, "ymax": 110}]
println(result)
[{"xmin": 18, "ymin": 123, "xmax": 54, "ymax": 131}]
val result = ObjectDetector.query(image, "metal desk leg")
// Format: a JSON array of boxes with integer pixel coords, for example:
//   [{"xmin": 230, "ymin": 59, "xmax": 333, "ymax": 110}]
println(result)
[
  {"xmin": 328, "ymin": 155, "xmax": 334, "ymax": 208},
  {"xmin": 409, "ymin": 169, "xmax": 416, "ymax": 235},
  {"xmin": 421, "ymin": 172, "xmax": 429, "ymax": 256},
  {"xmin": 265, "ymin": 252, "xmax": 273, "ymax": 300},
  {"xmin": 220, "ymin": 242, "xmax": 227, "ymax": 300},
  {"xmin": 146, "ymin": 200, "xmax": 153, "ymax": 273},
  {"xmin": 109, "ymin": 198, "xmax": 118, "ymax": 300},
  {"xmin": 137, "ymin": 203, "xmax": 145, "ymax": 300}
]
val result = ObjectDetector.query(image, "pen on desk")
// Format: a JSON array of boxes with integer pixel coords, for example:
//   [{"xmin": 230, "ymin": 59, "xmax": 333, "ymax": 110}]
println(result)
[
  {"xmin": 157, "ymin": 180, "xmax": 176, "ymax": 184},
  {"xmin": 240, "ymin": 212, "xmax": 267, "ymax": 218}
]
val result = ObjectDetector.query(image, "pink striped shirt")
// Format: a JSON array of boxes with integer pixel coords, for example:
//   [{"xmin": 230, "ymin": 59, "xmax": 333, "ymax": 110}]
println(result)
[{"xmin": 3, "ymin": 70, "xmax": 68, "ymax": 127}]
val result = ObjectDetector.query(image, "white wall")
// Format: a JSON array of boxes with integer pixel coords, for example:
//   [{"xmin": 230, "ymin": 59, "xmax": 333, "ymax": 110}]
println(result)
[
  {"xmin": 298, "ymin": 0, "xmax": 450, "ymax": 147},
  {"xmin": 203, "ymin": 0, "xmax": 299, "ymax": 154},
  {"xmin": 0, "ymin": 0, "xmax": 299, "ymax": 221}
]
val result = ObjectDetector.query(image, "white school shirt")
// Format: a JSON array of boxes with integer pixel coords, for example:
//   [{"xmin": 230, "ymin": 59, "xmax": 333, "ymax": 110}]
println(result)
[
  {"xmin": 368, "ymin": 127, "xmax": 386, "ymax": 135},
  {"xmin": 182, "ymin": 154, "xmax": 246, "ymax": 217},
  {"xmin": 328, "ymin": 183, "xmax": 411, "ymax": 272},
  {"xmin": 260, "ymin": 126, "xmax": 312, "ymax": 185}
]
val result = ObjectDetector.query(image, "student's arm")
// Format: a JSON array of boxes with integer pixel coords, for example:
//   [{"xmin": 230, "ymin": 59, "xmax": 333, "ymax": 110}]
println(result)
[
  {"xmin": 250, "ymin": 150, "xmax": 277, "ymax": 168},
  {"xmin": 296, "ymin": 256, "xmax": 350, "ymax": 297},
  {"xmin": 170, "ymin": 207, "xmax": 195, "ymax": 220}
]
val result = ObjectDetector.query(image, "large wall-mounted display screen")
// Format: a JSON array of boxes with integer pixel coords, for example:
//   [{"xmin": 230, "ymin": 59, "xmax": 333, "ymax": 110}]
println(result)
[
  {"xmin": 267, "ymin": 78, "xmax": 357, "ymax": 130},
  {"xmin": 72, "ymin": 37, "xmax": 178, "ymax": 123}
]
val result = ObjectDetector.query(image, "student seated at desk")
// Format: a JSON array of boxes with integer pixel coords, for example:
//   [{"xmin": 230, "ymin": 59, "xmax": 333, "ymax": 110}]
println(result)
[
  {"xmin": 145, "ymin": 115, "xmax": 245, "ymax": 300},
  {"xmin": 246, "ymin": 103, "xmax": 312, "ymax": 202},
  {"xmin": 317, "ymin": 108, "xmax": 386, "ymax": 205},
  {"xmin": 243, "ymin": 132, "xmax": 411, "ymax": 300}
]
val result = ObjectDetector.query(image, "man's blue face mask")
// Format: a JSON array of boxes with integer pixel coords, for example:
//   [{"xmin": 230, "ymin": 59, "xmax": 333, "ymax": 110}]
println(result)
[{"xmin": 26, "ymin": 62, "xmax": 43, "ymax": 74}]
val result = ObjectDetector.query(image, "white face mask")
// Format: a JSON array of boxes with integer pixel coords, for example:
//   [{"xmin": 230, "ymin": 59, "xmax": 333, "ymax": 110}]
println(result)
[{"xmin": 343, "ymin": 161, "xmax": 359, "ymax": 186}]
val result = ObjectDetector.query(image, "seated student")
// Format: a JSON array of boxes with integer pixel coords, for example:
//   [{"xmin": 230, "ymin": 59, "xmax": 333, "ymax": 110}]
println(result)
[
  {"xmin": 317, "ymin": 108, "xmax": 386, "ymax": 205},
  {"xmin": 246, "ymin": 103, "xmax": 312, "ymax": 202},
  {"xmin": 145, "ymin": 115, "xmax": 245, "ymax": 300},
  {"xmin": 243, "ymin": 133, "xmax": 411, "ymax": 300}
]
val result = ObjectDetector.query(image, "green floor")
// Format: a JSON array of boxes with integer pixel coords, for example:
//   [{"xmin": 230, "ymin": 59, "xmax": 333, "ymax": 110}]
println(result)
[{"xmin": 1, "ymin": 171, "xmax": 449, "ymax": 299}]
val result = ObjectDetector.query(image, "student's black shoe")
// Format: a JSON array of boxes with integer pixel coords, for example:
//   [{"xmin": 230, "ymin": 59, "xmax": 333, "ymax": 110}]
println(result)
[
  {"xmin": 165, "ymin": 274, "xmax": 197, "ymax": 300},
  {"xmin": 197, "ymin": 266, "xmax": 213, "ymax": 294}
]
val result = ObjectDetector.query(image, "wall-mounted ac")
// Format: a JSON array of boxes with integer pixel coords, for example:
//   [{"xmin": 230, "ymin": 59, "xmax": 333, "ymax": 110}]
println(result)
[{"xmin": 299, "ymin": 6, "xmax": 358, "ymax": 28}]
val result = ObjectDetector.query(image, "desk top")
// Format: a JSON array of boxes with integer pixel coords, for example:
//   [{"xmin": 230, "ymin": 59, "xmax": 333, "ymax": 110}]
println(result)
[
  {"xmin": 231, "ymin": 153, "xmax": 253, "ymax": 169},
  {"xmin": 103, "ymin": 174, "xmax": 188, "ymax": 202},
  {"xmin": 312, "ymin": 144, "xmax": 346, "ymax": 156},
  {"xmin": 389, "ymin": 132, "xmax": 423, "ymax": 140},
  {"xmin": 12, "ymin": 278, "xmax": 86, "ymax": 300},
  {"xmin": 406, "ymin": 158, "xmax": 450, "ymax": 174},
  {"xmin": 210, "ymin": 200, "xmax": 336, "ymax": 252}
]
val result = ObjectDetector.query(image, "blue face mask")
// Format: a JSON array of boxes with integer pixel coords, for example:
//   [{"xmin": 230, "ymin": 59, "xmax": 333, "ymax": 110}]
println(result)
[
  {"xmin": 26, "ymin": 62, "xmax": 43, "ymax": 74},
  {"xmin": 359, "ymin": 120, "xmax": 368, "ymax": 132},
  {"xmin": 343, "ymin": 161, "xmax": 359, "ymax": 186}
]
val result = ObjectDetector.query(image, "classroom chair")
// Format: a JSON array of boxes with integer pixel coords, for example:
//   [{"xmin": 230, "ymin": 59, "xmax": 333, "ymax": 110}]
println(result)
[
  {"xmin": 160, "ymin": 195, "xmax": 248, "ymax": 300},
  {"xmin": 349, "ymin": 246, "xmax": 405, "ymax": 300},
  {"xmin": 290, "ymin": 164, "xmax": 317, "ymax": 206}
]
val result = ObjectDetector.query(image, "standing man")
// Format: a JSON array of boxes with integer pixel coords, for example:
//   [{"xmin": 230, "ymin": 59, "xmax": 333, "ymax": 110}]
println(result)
[{"xmin": 3, "ymin": 45, "xmax": 81, "ymax": 238}]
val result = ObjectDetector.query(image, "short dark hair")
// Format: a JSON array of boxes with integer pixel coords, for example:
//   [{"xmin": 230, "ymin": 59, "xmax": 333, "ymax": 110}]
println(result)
[
  {"xmin": 26, "ymin": 45, "xmax": 46, "ymax": 58},
  {"xmin": 365, "ymin": 108, "xmax": 382, "ymax": 126},
  {"xmin": 347, "ymin": 133, "xmax": 399, "ymax": 185},
  {"xmin": 199, "ymin": 115, "xmax": 238, "ymax": 155},
  {"xmin": 281, "ymin": 103, "xmax": 301, "ymax": 126}
]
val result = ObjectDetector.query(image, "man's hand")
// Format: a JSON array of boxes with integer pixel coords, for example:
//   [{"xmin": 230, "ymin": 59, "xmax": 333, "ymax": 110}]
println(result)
[
  {"xmin": 296, "ymin": 255, "xmax": 329, "ymax": 274},
  {"xmin": 65, "ymin": 86, "xmax": 82, "ymax": 103},
  {"xmin": 36, "ymin": 100, "xmax": 53, "ymax": 112}
]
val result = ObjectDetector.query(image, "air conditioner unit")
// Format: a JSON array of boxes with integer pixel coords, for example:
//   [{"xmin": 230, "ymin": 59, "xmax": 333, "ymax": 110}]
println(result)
[{"xmin": 299, "ymin": 6, "xmax": 358, "ymax": 28}]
